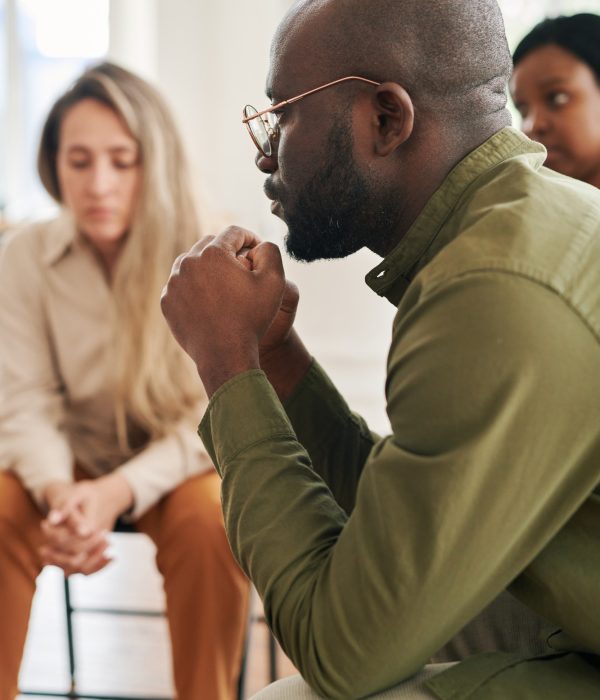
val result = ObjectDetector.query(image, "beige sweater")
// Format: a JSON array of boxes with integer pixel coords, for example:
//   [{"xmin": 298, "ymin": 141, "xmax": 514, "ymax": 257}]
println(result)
[{"xmin": 0, "ymin": 213, "xmax": 212, "ymax": 518}]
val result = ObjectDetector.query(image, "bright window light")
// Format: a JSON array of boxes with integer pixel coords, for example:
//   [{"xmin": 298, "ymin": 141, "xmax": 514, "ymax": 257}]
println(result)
[{"xmin": 19, "ymin": 0, "xmax": 108, "ymax": 58}]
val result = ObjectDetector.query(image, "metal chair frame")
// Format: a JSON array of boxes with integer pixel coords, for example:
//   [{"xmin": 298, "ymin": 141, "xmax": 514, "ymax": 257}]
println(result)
[{"xmin": 19, "ymin": 527, "xmax": 278, "ymax": 700}]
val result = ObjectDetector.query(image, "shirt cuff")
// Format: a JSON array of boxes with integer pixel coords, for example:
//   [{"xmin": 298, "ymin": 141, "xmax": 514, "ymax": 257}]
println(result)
[
  {"xmin": 29, "ymin": 470, "xmax": 74, "ymax": 513},
  {"xmin": 198, "ymin": 369, "xmax": 297, "ymax": 476},
  {"xmin": 10, "ymin": 449, "xmax": 74, "ymax": 513}
]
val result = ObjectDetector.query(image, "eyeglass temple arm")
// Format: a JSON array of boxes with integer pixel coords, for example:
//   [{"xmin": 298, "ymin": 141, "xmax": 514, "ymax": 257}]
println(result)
[{"xmin": 242, "ymin": 76, "xmax": 381, "ymax": 123}]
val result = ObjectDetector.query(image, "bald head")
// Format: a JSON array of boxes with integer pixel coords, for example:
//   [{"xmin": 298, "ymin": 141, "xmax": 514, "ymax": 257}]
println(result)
[{"xmin": 275, "ymin": 0, "xmax": 512, "ymax": 129}]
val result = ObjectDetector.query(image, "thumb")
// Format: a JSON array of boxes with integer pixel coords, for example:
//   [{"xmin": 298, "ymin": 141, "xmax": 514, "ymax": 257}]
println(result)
[
  {"xmin": 281, "ymin": 279, "xmax": 300, "ymax": 315},
  {"xmin": 65, "ymin": 508, "xmax": 96, "ymax": 538},
  {"xmin": 248, "ymin": 241, "xmax": 284, "ymax": 276},
  {"xmin": 48, "ymin": 488, "xmax": 87, "ymax": 524},
  {"xmin": 236, "ymin": 247, "xmax": 253, "ymax": 270}
]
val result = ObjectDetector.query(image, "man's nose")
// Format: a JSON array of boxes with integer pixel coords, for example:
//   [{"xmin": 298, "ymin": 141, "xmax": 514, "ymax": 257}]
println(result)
[{"xmin": 255, "ymin": 145, "xmax": 278, "ymax": 173}]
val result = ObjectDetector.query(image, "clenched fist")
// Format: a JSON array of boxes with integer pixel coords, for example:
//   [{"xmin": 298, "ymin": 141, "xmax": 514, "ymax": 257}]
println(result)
[{"xmin": 161, "ymin": 226, "xmax": 286, "ymax": 397}]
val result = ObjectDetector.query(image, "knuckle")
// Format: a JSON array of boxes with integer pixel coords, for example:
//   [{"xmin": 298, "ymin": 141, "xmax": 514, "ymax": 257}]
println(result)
[
  {"xmin": 189, "ymin": 235, "xmax": 215, "ymax": 257},
  {"xmin": 222, "ymin": 225, "xmax": 242, "ymax": 237},
  {"xmin": 201, "ymin": 243, "xmax": 224, "ymax": 263},
  {"xmin": 263, "ymin": 242, "xmax": 283, "ymax": 266},
  {"xmin": 178, "ymin": 251, "xmax": 195, "ymax": 271},
  {"xmin": 197, "ymin": 234, "xmax": 216, "ymax": 248},
  {"xmin": 171, "ymin": 253, "xmax": 185, "ymax": 271}
]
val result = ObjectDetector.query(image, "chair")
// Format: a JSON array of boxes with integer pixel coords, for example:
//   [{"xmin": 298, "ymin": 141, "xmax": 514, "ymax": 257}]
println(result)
[{"xmin": 19, "ymin": 521, "xmax": 278, "ymax": 699}]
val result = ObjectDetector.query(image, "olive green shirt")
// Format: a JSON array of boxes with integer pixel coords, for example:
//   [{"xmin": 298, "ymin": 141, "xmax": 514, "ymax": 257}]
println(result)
[{"xmin": 199, "ymin": 128, "xmax": 600, "ymax": 699}]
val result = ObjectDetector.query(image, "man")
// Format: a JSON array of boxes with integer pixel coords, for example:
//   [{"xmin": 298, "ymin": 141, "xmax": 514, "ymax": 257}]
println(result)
[{"xmin": 161, "ymin": 0, "xmax": 600, "ymax": 697}]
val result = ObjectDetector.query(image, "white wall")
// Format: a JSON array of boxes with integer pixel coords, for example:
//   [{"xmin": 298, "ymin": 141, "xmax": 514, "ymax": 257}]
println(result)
[
  {"xmin": 3, "ymin": 0, "xmax": 597, "ymax": 430},
  {"xmin": 106, "ymin": 0, "xmax": 600, "ymax": 434},
  {"xmin": 108, "ymin": 0, "xmax": 395, "ymax": 433}
]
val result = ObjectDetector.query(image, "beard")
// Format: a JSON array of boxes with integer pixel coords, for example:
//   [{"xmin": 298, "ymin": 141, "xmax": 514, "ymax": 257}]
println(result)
[{"xmin": 281, "ymin": 118, "xmax": 399, "ymax": 262}]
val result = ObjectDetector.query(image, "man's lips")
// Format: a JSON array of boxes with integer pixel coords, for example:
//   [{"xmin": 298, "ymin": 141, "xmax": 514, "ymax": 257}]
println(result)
[
  {"xmin": 263, "ymin": 179, "xmax": 279, "ymax": 202},
  {"xmin": 264, "ymin": 180, "xmax": 284, "ymax": 216}
]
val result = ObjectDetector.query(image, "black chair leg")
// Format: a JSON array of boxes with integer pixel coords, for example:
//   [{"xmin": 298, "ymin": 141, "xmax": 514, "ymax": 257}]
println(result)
[
  {"xmin": 63, "ymin": 576, "xmax": 77, "ymax": 696},
  {"xmin": 236, "ymin": 590, "xmax": 279, "ymax": 698},
  {"xmin": 236, "ymin": 628, "xmax": 249, "ymax": 700},
  {"xmin": 268, "ymin": 632, "xmax": 278, "ymax": 684},
  {"xmin": 24, "ymin": 547, "xmax": 254, "ymax": 699}
]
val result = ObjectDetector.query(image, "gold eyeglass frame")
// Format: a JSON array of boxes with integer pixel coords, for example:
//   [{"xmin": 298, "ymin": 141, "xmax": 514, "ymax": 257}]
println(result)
[{"xmin": 242, "ymin": 75, "xmax": 381, "ymax": 157}]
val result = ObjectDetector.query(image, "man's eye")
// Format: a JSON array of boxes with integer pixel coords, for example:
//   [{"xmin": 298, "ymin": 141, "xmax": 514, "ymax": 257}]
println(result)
[{"xmin": 265, "ymin": 111, "xmax": 283, "ymax": 130}]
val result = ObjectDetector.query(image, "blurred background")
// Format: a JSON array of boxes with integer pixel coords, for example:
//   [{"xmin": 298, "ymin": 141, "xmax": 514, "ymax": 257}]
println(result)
[{"xmin": 1, "ymin": 0, "xmax": 599, "ymax": 434}]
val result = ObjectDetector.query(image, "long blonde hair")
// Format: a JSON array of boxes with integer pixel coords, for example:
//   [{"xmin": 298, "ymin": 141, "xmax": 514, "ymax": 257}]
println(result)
[{"xmin": 38, "ymin": 62, "xmax": 205, "ymax": 447}]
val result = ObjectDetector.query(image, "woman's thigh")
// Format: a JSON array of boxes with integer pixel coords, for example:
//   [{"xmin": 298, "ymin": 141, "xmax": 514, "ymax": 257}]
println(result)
[
  {"xmin": 135, "ymin": 470, "xmax": 225, "ymax": 549},
  {"xmin": 0, "ymin": 471, "xmax": 44, "ymax": 549}
]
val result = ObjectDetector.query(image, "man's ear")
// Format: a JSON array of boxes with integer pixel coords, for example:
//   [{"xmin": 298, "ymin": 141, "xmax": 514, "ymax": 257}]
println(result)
[{"xmin": 372, "ymin": 82, "xmax": 414, "ymax": 156}]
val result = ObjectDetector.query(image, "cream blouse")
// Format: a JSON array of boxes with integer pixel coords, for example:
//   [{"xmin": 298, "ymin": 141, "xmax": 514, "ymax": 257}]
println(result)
[{"xmin": 0, "ymin": 212, "xmax": 212, "ymax": 518}]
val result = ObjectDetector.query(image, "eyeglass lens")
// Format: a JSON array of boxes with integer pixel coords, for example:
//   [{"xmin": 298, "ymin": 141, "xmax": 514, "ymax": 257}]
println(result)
[{"xmin": 243, "ymin": 105, "xmax": 272, "ymax": 157}]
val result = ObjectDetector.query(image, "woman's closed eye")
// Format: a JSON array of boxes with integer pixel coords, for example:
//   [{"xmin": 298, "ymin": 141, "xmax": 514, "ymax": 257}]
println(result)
[
  {"xmin": 67, "ymin": 159, "xmax": 91, "ymax": 169},
  {"xmin": 112, "ymin": 158, "xmax": 139, "ymax": 169},
  {"xmin": 66, "ymin": 157, "xmax": 138, "ymax": 170}
]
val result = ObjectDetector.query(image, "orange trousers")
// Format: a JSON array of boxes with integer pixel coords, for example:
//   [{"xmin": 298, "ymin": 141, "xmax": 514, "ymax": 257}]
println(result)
[{"xmin": 0, "ymin": 469, "xmax": 249, "ymax": 700}]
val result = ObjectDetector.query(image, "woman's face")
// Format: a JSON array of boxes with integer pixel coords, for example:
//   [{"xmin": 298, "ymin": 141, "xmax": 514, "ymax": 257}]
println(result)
[
  {"xmin": 511, "ymin": 44, "xmax": 600, "ymax": 187},
  {"xmin": 56, "ymin": 98, "xmax": 142, "ymax": 255}
]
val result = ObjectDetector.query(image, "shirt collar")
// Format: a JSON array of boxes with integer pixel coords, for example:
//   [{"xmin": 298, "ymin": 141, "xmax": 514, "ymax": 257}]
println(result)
[
  {"xmin": 365, "ymin": 127, "xmax": 546, "ymax": 305},
  {"xmin": 42, "ymin": 209, "xmax": 80, "ymax": 266}
]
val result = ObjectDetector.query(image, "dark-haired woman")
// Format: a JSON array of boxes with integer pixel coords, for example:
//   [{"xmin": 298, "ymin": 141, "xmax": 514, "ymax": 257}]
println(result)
[{"xmin": 511, "ymin": 13, "xmax": 600, "ymax": 188}]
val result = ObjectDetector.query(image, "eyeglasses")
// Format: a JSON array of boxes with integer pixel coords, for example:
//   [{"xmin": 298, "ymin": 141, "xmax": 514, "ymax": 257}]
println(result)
[{"xmin": 242, "ymin": 75, "xmax": 381, "ymax": 157}]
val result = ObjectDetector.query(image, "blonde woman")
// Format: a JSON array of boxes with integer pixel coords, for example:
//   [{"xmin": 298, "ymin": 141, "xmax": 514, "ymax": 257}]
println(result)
[{"xmin": 0, "ymin": 62, "xmax": 248, "ymax": 700}]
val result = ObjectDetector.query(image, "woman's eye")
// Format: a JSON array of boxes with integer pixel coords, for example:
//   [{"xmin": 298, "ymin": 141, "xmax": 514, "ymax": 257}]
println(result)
[
  {"xmin": 113, "ymin": 160, "xmax": 137, "ymax": 170},
  {"xmin": 68, "ymin": 160, "xmax": 89, "ymax": 169},
  {"xmin": 514, "ymin": 103, "xmax": 527, "ymax": 119},
  {"xmin": 548, "ymin": 91, "xmax": 569, "ymax": 107}
]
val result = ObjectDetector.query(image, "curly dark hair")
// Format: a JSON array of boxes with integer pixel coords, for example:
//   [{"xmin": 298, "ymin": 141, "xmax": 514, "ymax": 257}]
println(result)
[{"xmin": 513, "ymin": 13, "xmax": 600, "ymax": 84}]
